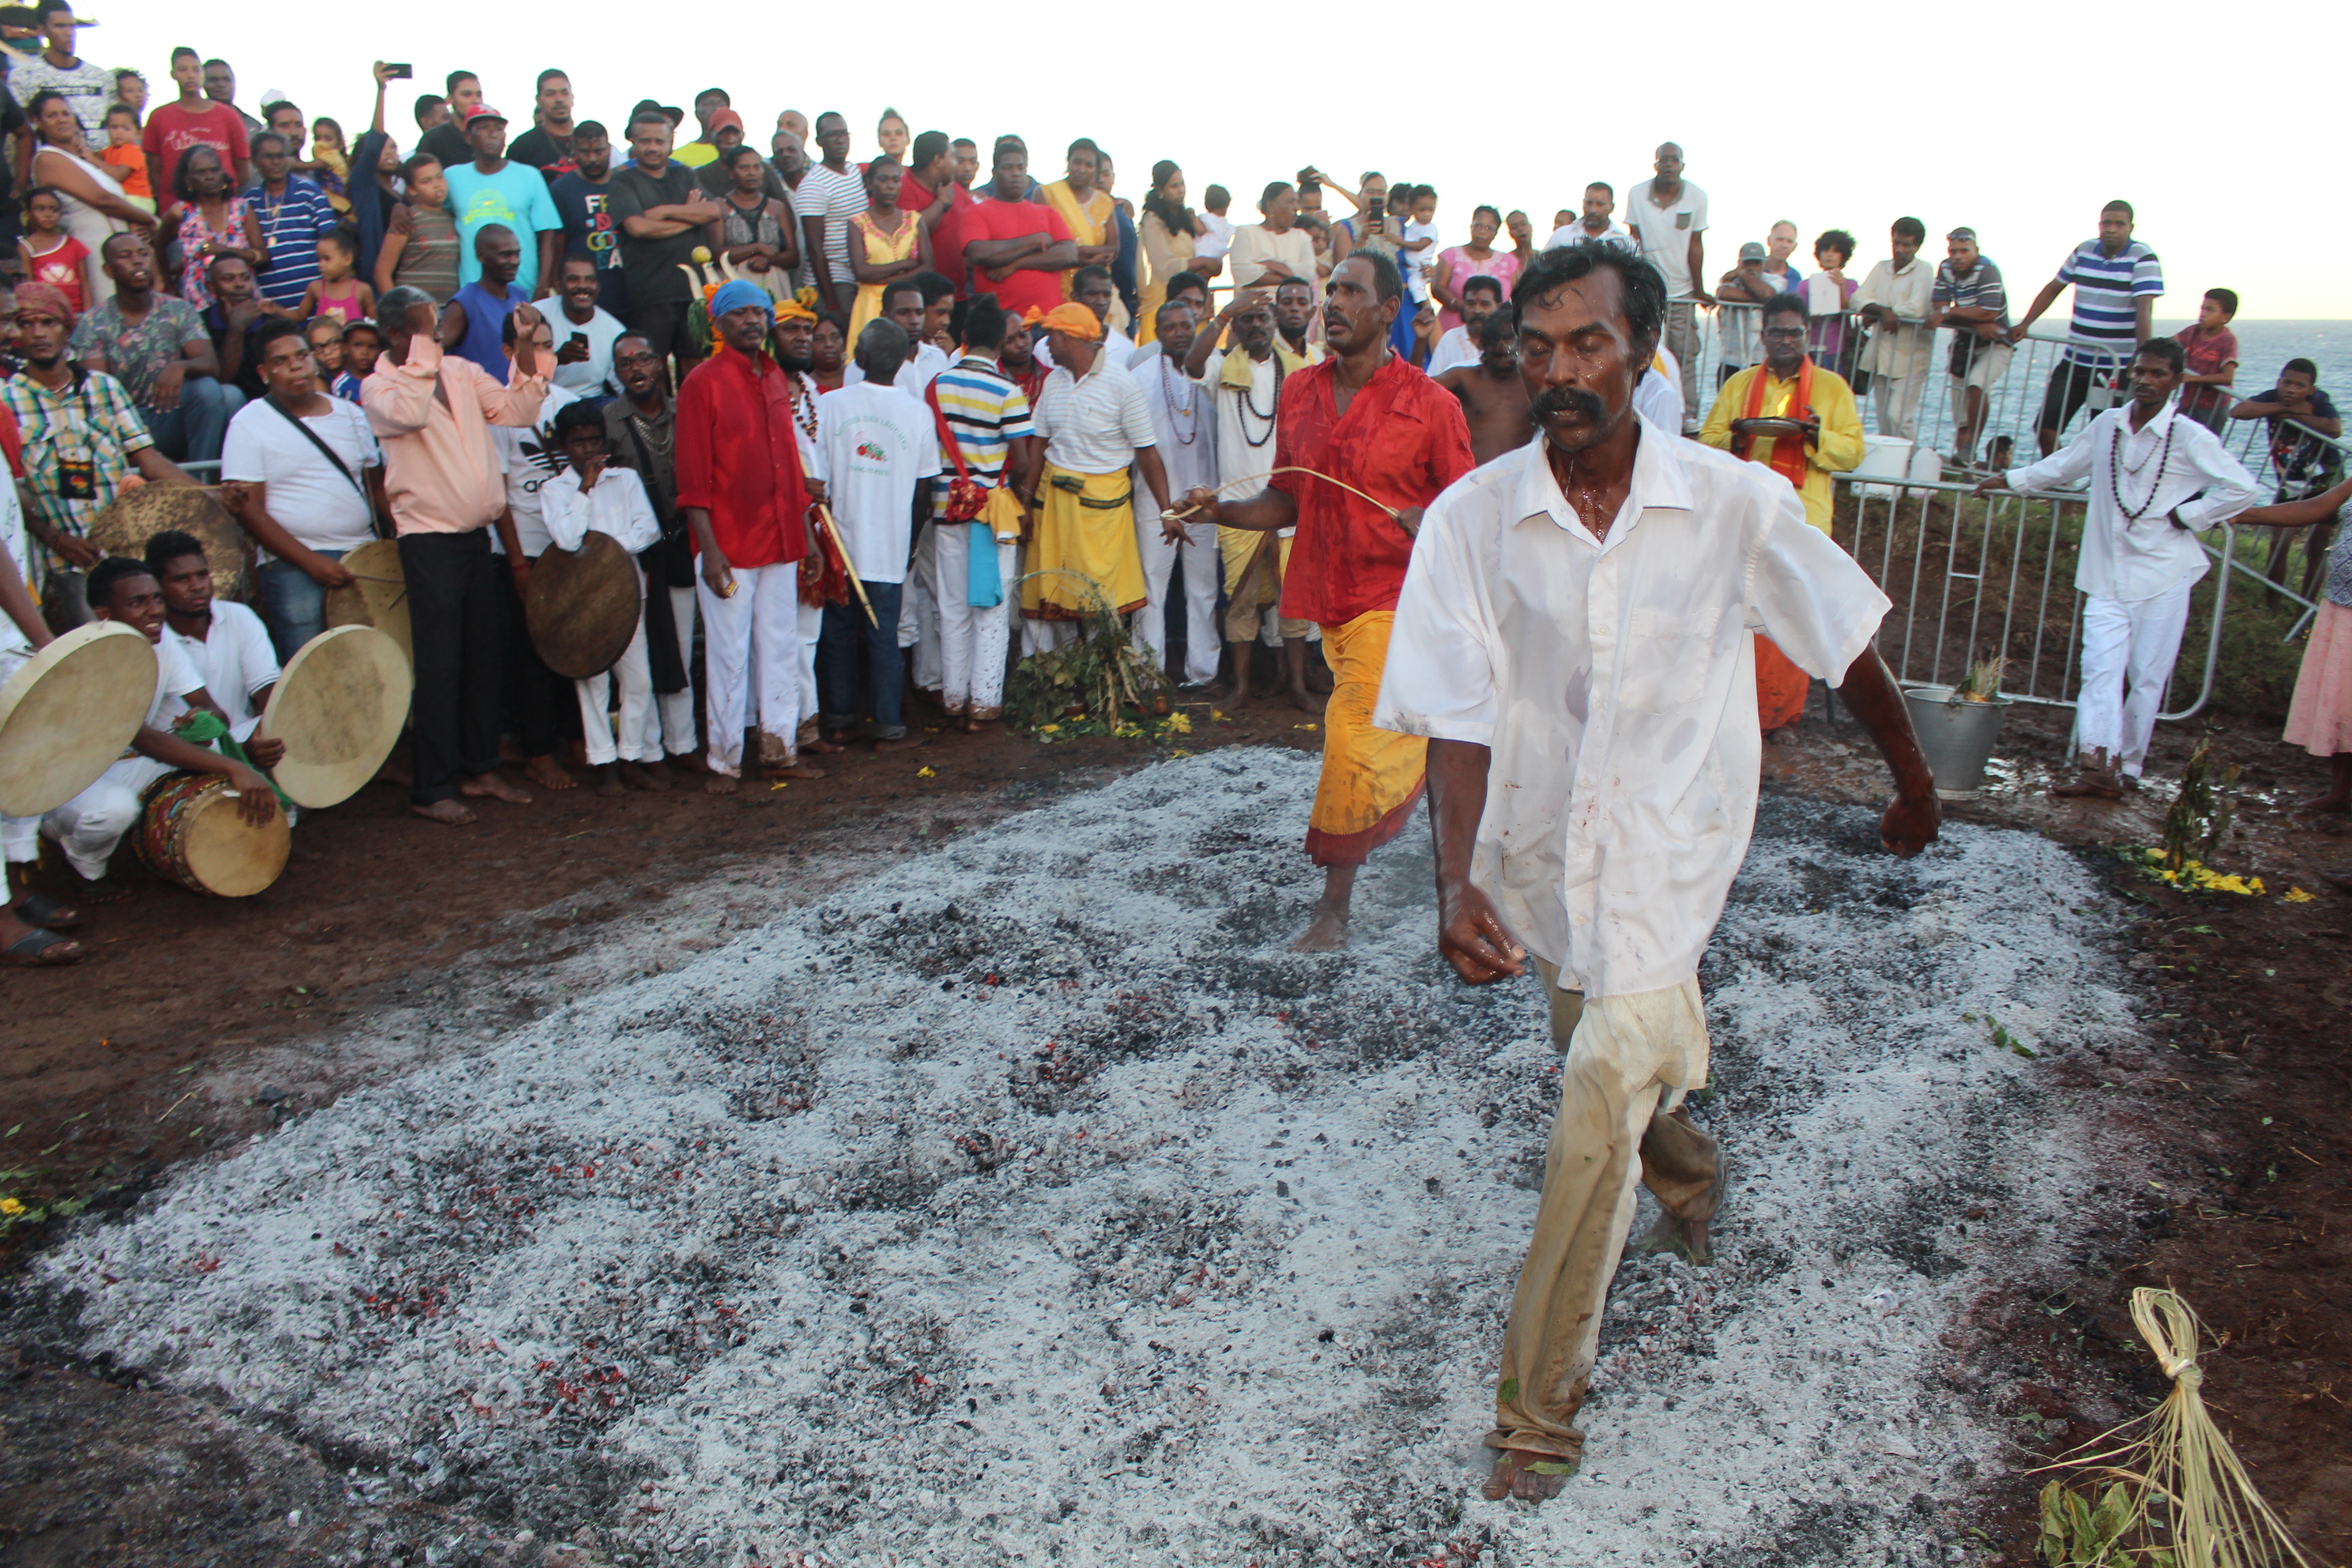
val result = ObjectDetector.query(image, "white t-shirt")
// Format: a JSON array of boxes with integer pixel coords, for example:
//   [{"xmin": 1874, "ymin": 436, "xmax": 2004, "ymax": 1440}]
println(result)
[
  {"xmin": 1194, "ymin": 212, "xmax": 1234, "ymax": 263},
  {"xmin": 492, "ymin": 385, "xmax": 582, "ymax": 557},
  {"xmin": 1401, "ymin": 219, "xmax": 1439, "ymax": 300},
  {"xmin": 220, "ymin": 396, "xmax": 384, "ymax": 559},
  {"xmin": 165, "ymin": 600, "xmax": 279, "ymax": 737},
  {"xmin": 813, "ymin": 381, "xmax": 941, "ymax": 586},
  {"xmin": 545, "ymin": 304, "xmax": 627, "ymax": 397},
  {"xmin": 843, "ymin": 341, "xmax": 951, "ymax": 395},
  {"xmin": 1626, "ymin": 178, "xmax": 1709, "ymax": 298},
  {"xmin": 1426, "ymin": 325, "xmax": 1478, "ymax": 378},
  {"xmin": 1544, "ymin": 221, "xmax": 1634, "ymax": 252},
  {"xmin": 141, "ymin": 631, "xmax": 206, "ymax": 734}
]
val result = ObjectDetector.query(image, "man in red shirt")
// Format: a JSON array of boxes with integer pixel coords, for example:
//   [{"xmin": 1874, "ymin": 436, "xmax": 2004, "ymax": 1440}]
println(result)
[
  {"xmin": 140, "ymin": 45, "xmax": 251, "ymax": 197},
  {"xmin": 960, "ymin": 136, "xmax": 1078, "ymax": 318},
  {"xmin": 1184, "ymin": 250, "xmax": 1474, "ymax": 949},
  {"xmin": 676, "ymin": 279, "xmax": 828, "ymax": 792}
]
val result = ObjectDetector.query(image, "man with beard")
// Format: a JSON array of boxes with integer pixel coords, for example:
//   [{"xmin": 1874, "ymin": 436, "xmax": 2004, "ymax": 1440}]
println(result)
[
  {"xmin": 768, "ymin": 299, "xmax": 838, "ymax": 750},
  {"xmin": 1272, "ymin": 276, "xmax": 1319, "ymax": 362},
  {"xmin": 1185, "ymin": 286, "xmax": 1322, "ymax": 708},
  {"xmin": 1181, "ymin": 252, "xmax": 1471, "ymax": 950},
  {"xmin": 548, "ymin": 121, "xmax": 628, "ymax": 318},
  {"xmin": 1424, "ymin": 273, "xmax": 1507, "ymax": 379},
  {"xmin": 1699, "ymin": 289, "xmax": 1865, "ymax": 734},
  {"xmin": 1374, "ymin": 242, "xmax": 1939, "ymax": 1499},
  {"xmin": 675, "ymin": 280, "xmax": 826, "ymax": 790},
  {"xmin": 603, "ymin": 331, "xmax": 699, "ymax": 773},
  {"xmin": 3, "ymin": 282, "xmax": 195, "ymax": 627}
]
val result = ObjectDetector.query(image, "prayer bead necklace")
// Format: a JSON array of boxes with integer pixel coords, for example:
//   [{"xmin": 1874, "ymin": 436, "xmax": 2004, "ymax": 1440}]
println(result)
[
  {"xmin": 1160, "ymin": 355, "xmax": 1198, "ymax": 445},
  {"xmin": 1239, "ymin": 353, "xmax": 1284, "ymax": 448},
  {"xmin": 2109, "ymin": 412, "xmax": 2176, "ymax": 521}
]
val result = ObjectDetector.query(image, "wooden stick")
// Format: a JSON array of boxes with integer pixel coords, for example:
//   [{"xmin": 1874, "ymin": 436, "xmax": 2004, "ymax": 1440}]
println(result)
[
  {"xmin": 1162, "ymin": 466, "xmax": 1406, "ymax": 528},
  {"xmin": 816, "ymin": 504, "xmax": 879, "ymax": 628}
]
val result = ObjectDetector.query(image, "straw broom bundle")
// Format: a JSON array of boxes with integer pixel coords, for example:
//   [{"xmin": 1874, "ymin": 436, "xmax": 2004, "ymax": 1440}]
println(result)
[{"xmin": 2034, "ymin": 1288, "xmax": 2311, "ymax": 1568}]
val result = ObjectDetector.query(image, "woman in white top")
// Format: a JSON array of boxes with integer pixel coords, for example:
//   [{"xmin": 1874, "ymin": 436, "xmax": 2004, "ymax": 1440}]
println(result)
[{"xmin": 24, "ymin": 88, "xmax": 151, "ymax": 306}]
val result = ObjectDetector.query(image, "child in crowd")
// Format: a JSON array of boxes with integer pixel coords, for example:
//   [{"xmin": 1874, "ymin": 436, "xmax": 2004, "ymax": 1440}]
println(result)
[
  {"xmin": 341, "ymin": 319, "xmax": 383, "ymax": 384},
  {"xmin": 304, "ymin": 316, "xmax": 363, "ymax": 401},
  {"xmin": 1399, "ymin": 184, "xmax": 1439, "ymax": 304},
  {"xmin": 99, "ymin": 103, "xmax": 154, "ymax": 212},
  {"xmin": 299, "ymin": 230, "xmax": 374, "ymax": 325},
  {"xmin": 538, "ymin": 402, "xmax": 667, "ymax": 796},
  {"xmin": 2174, "ymin": 287, "xmax": 2240, "ymax": 431},
  {"xmin": 309, "ymin": 116, "xmax": 352, "ymax": 214},
  {"xmin": 17, "ymin": 189, "xmax": 91, "ymax": 314}
]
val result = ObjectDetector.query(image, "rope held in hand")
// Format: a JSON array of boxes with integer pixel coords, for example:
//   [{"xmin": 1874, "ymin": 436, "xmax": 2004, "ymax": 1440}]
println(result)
[{"xmin": 1162, "ymin": 466, "xmax": 1405, "ymax": 527}]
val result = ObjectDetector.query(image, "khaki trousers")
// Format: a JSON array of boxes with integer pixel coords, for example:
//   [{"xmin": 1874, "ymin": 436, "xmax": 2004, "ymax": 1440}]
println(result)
[{"xmin": 1489, "ymin": 962, "xmax": 1725, "ymax": 1460}]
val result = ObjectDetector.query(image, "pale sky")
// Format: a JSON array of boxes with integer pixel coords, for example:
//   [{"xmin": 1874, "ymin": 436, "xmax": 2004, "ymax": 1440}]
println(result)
[{"xmin": 82, "ymin": 1, "xmax": 2342, "ymax": 318}]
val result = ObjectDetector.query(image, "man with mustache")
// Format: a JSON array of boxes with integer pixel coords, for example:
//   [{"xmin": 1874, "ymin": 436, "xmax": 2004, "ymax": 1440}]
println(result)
[
  {"xmin": 1181, "ymin": 251, "xmax": 1473, "ymax": 951},
  {"xmin": 1375, "ymin": 242, "xmax": 1940, "ymax": 1501},
  {"xmin": 1698, "ymin": 289, "xmax": 1866, "ymax": 735}
]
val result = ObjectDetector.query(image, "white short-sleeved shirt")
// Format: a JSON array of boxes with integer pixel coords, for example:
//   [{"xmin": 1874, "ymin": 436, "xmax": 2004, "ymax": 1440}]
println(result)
[
  {"xmin": 1374, "ymin": 423, "xmax": 1889, "ymax": 997},
  {"xmin": 139, "ymin": 630, "xmax": 207, "ymax": 737},
  {"xmin": 165, "ymin": 600, "xmax": 280, "ymax": 737},
  {"xmin": 220, "ymin": 396, "xmax": 384, "ymax": 559},
  {"xmin": 2004, "ymin": 402, "xmax": 2258, "ymax": 603},
  {"xmin": 491, "ymin": 385, "xmax": 582, "ymax": 557},
  {"xmin": 1426, "ymin": 325, "xmax": 1480, "ymax": 379},
  {"xmin": 1544, "ymin": 222, "xmax": 1634, "ymax": 252},
  {"xmin": 1032, "ymin": 354, "xmax": 1158, "ymax": 476},
  {"xmin": 1132, "ymin": 342, "xmax": 1216, "ymax": 500},
  {"xmin": 1626, "ymin": 179, "xmax": 1708, "ymax": 298},
  {"xmin": 544, "ymin": 304, "xmax": 628, "ymax": 397},
  {"xmin": 814, "ymin": 381, "xmax": 942, "ymax": 586}
]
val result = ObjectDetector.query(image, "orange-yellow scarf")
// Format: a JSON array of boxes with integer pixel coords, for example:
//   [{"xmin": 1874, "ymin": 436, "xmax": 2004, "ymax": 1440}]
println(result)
[{"xmin": 1735, "ymin": 355, "xmax": 1814, "ymax": 493}]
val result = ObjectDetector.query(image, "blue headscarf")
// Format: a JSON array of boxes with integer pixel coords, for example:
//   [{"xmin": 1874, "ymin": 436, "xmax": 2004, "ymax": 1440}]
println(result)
[{"xmin": 710, "ymin": 279, "xmax": 773, "ymax": 320}]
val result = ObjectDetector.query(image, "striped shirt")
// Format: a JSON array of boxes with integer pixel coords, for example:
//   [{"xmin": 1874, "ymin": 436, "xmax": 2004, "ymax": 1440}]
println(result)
[
  {"xmin": 1931, "ymin": 255, "xmax": 2008, "ymax": 328},
  {"xmin": 2055, "ymin": 238, "xmax": 2161, "ymax": 367},
  {"xmin": 796, "ymin": 163, "xmax": 869, "ymax": 297},
  {"xmin": 930, "ymin": 354, "xmax": 1034, "ymax": 504},
  {"xmin": 246, "ymin": 176, "xmax": 340, "ymax": 309}
]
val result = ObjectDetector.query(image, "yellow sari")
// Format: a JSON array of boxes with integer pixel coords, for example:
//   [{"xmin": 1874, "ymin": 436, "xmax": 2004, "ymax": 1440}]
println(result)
[{"xmin": 1040, "ymin": 179, "xmax": 1113, "ymax": 299}]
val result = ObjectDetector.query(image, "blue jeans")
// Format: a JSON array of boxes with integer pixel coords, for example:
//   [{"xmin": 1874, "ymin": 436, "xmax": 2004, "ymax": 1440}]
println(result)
[
  {"xmin": 817, "ymin": 578, "xmax": 906, "ymax": 736},
  {"xmin": 256, "ymin": 550, "xmax": 346, "ymax": 663},
  {"xmin": 139, "ymin": 378, "xmax": 244, "ymax": 465}
]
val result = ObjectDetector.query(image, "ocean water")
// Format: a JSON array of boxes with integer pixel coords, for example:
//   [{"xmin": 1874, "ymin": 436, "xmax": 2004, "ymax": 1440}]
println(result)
[{"xmin": 2161, "ymin": 319, "xmax": 2352, "ymax": 401}]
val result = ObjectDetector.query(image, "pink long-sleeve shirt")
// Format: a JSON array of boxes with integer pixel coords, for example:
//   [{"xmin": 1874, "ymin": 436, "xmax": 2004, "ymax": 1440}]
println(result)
[{"xmin": 359, "ymin": 336, "xmax": 548, "ymax": 536}]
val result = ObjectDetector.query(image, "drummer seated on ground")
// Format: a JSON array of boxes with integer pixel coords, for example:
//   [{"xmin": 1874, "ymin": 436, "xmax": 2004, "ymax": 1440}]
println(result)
[
  {"xmin": 39, "ymin": 555, "xmax": 280, "ymax": 903},
  {"xmin": 146, "ymin": 529, "xmax": 280, "ymax": 740}
]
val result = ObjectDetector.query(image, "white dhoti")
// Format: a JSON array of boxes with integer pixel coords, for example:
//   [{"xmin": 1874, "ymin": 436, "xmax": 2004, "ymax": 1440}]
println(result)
[
  {"xmin": 698, "ymin": 564, "xmax": 804, "ymax": 775},
  {"xmin": 658, "ymin": 584, "xmax": 698, "ymax": 757},
  {"xmin": 1131, "ymin": 508, "xmax": 1220, "ymax": 686},
  {"xmin": 578, "ymin": 571, "xmax": 659, "ymax": 766},
  {"xmin": 43, "ymin": 753, "xmax": 174, "ymax": 881},
  {"xmin": 2076, "ymin": 581, "xmax": 2194, "ymax": 777},
  {"xmin": 936, "ymin": 522, "xmax": 1017, "ymax": 719}
]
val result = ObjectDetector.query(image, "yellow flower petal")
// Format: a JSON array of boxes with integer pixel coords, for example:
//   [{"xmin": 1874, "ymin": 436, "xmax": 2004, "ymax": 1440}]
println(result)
[
  {"xmin": 917, "ymin": 766, "xmax": 937, "ymax": 778},
  {"xmin": 0, "ymin": 1197, "xmax": 22, "ymax": 1216},
  {"xmin": 2285, "ymin": 887, "xmax": 2317, "ymax": 903}
]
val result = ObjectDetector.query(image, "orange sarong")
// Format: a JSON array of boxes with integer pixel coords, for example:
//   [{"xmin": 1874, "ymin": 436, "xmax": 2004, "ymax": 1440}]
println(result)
[
  {"xmin": 1756, "ymin": 634, "xmax": 1808, "ymax": 732},
  {"xmin": 1305, "ymin": 610, "xmax": 1426, "ymax": 866}
]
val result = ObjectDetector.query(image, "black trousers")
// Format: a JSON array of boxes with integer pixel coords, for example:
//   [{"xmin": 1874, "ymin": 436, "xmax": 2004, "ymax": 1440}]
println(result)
[
  {"xmin": 399, "ymin": 530, "xmax": 504, "ymax": 805},
  {"xmin": 497, "ymin": 559, "xmax": 571, "ymax": 759},
  {"xmin": 624, "ymin": 300, "xmax": 709, "ymax": 386}
]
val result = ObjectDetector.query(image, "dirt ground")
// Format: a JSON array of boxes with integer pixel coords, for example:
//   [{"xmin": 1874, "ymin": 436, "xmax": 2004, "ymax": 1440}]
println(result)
[{"xmin": 3, "ymin": 674, "xmax": 2348, "ymax": 1567}]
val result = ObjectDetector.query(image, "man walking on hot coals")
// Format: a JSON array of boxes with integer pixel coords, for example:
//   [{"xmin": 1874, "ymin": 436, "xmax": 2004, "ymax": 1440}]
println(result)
[
  {"xmin": 1183, "ymin": 251, "xmax": 1472, "ymax": 951},
  {"xmin": 1376, "ymin": 241, "xmax": 1942, "ymax": 1500}
]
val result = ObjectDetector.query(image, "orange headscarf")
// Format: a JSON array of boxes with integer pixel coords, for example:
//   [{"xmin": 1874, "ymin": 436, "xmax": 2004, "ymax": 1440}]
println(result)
[{"xmin": 1041, "ymin": 302, "xmax": 1104, "ymax": 342}]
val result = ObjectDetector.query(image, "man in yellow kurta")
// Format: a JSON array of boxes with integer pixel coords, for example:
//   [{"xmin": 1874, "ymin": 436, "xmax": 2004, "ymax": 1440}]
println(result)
[
  {"xmin": 1020, "ymin": 304, "xmax": 1173, "ymax": 650},
  {"xmin": 1699, "ymin": 291, "xmax": 1865, "ymax": 730}
]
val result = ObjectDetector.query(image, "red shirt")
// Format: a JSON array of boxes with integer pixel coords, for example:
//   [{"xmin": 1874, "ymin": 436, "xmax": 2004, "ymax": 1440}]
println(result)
[
  {"xmin": 927, "ymin": 182, "xmax": 983, "ymax": 295},
  {"xmin": 141, "ymin": 99, "xmax": 250, "ymax": 197},
  {"xmin": 674, "ymin": 346, "xmax": 812, "ymax": 571},
  {"xmin": 962, "ymin": 197, "xmax": 1073, "ymax": 318},
  {"xmin": 1274, "ymin": 355, "xmax": 1475, "ymax": 625},
  {"xmin": 2174, "ymin": 323, "xmax": 2239, "ymax": 423}
]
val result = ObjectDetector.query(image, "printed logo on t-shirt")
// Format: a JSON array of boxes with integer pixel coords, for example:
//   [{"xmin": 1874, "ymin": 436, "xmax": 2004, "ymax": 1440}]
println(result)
[{"xmin": 514, "ymin": 427, "xmax": 567, "ymax": 493}]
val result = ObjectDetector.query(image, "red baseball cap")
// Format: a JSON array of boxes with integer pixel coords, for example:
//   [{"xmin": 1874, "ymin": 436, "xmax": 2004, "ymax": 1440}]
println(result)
[{"xmin": 462, "ymin": 103, "xmax": 508, "ymax": 127}]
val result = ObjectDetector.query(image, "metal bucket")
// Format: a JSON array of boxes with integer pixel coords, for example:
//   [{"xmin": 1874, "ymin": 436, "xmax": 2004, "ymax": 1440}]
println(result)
[{"xmin": 1904, "ymin": 684, "xmax": 2010, "ymax": 800}]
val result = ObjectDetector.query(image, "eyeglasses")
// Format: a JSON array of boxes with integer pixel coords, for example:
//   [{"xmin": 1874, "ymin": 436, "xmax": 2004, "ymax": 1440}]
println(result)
[{"xmin": 1760, "ymin": 327, "xmax": 1808, "ymax": 342}]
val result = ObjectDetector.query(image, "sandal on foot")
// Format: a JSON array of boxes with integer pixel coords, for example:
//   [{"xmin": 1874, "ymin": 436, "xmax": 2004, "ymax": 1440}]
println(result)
[
  {"xmin": 12, "ymin": 894, "xmax": 84, "ymax": 930},
  {"xmin": 2, "ymin": 928, "xmax": 82, "ymax": 966}
]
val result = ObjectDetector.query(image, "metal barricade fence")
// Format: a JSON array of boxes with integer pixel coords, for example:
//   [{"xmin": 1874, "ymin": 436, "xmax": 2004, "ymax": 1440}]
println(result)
[{"xmin": 1684, "ymin": 301, "xmax": 2342, "ymax": 725}]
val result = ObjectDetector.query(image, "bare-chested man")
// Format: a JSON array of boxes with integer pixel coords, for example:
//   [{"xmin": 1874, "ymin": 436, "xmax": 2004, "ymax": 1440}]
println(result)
[{"xmin": 1436, "ymin": 313, "xmax": 1533, "ymax": 465}]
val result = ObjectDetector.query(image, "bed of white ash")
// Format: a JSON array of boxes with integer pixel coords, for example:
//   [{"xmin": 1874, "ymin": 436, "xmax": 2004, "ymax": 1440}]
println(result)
[{"xmin": 19, "ymin": 748, "xmax": 2138, "ymax": 1567}]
